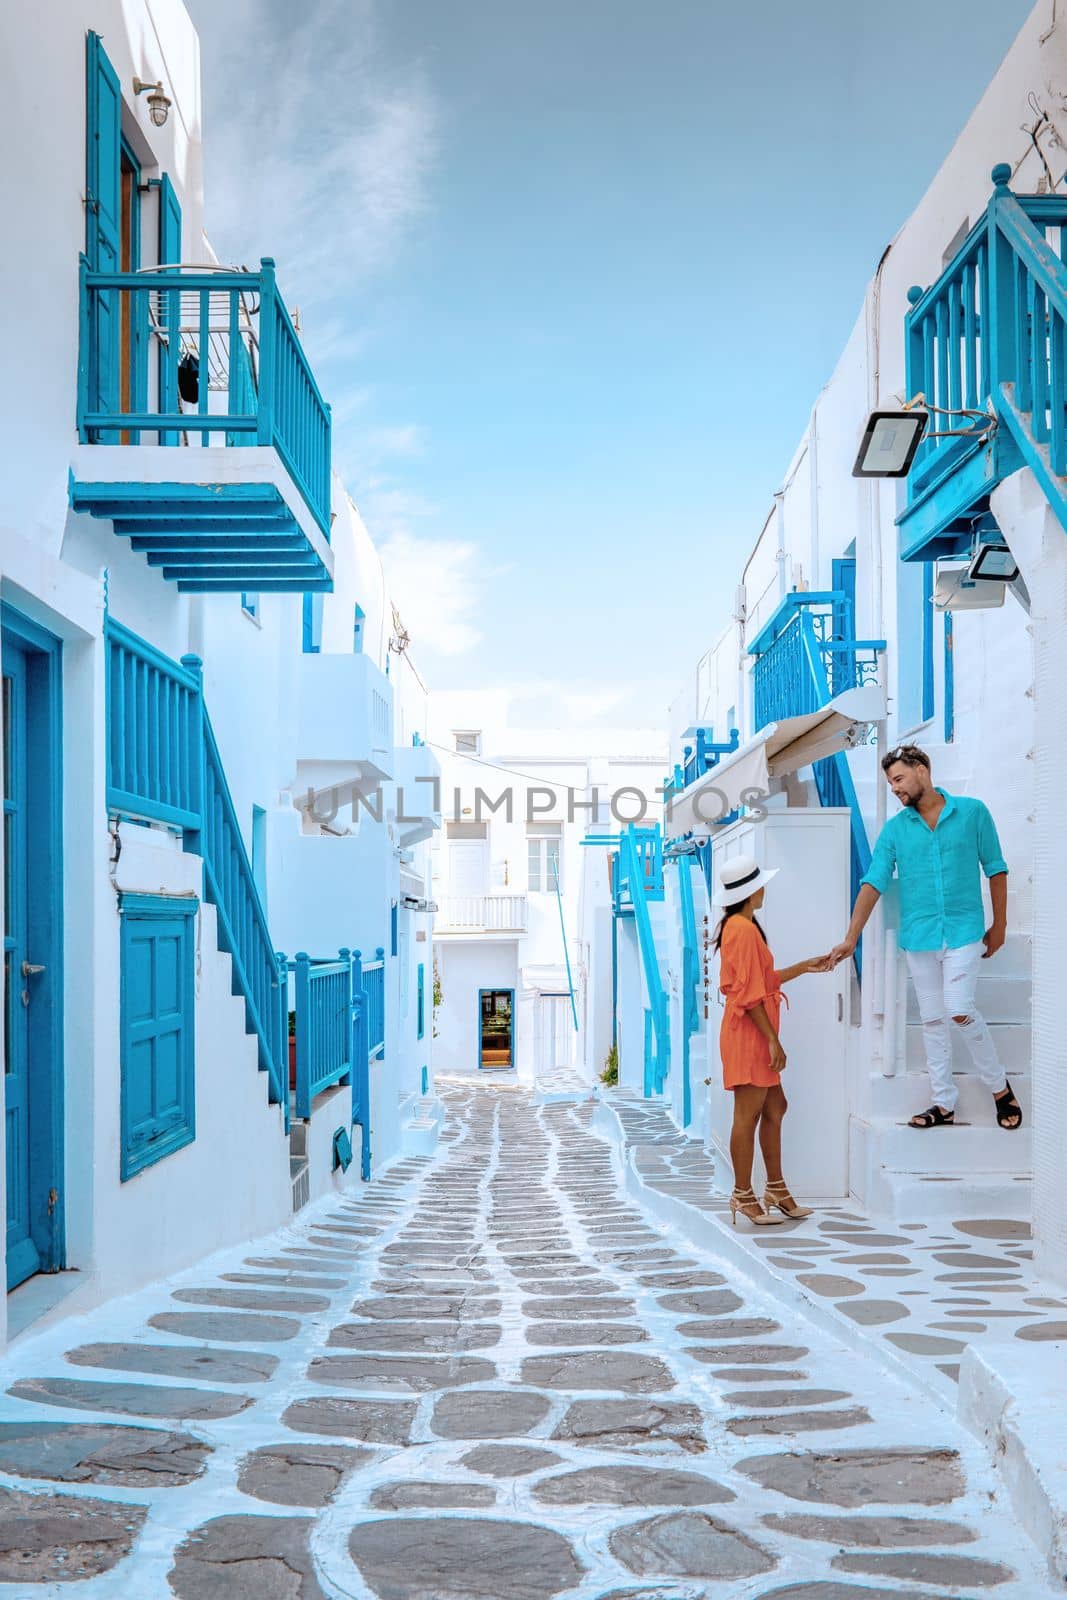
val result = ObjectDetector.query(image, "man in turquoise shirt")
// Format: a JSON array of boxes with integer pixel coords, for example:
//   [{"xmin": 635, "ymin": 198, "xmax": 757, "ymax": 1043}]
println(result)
[{"xmin": 829, "ymin": 744, "xmax": 1021, "ymax": 1131}]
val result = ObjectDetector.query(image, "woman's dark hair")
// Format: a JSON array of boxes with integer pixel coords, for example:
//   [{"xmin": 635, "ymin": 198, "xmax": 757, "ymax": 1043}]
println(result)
[{"xmin": 713, "ymin": 901, "xmax": 767, "ymax": 953}]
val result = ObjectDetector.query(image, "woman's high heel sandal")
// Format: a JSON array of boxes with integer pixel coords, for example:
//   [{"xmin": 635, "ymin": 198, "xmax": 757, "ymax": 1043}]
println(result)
[
  {"xmin": 763, "ymin": 1180, "xmax": 813, "ymax": 1220},
  {"xmin": 730, "ymin": 1187, "xmax": 785, "ymax": 1227}
]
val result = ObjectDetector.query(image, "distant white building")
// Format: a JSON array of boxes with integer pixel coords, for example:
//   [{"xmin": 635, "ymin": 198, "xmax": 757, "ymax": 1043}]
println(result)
[
  {"xmin": 624, "ymin": 3, "xmax": 1067, "ymax": 1290},
  {"xmin": 0, "ymin": 1, "xmax": 439, "ymax": 1347},
  {"xmin": 429, "ymin": 702, "xmax": 666, "ymax": 1083}
]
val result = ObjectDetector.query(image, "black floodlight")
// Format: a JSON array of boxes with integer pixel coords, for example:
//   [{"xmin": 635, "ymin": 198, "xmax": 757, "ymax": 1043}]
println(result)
[
  {"xmin": 852, "ymin": 410, "xmax": 929, "ymax": 478},
  {"xmin": 967, "ymin": 542, "xmax": 1019, "ymax": 582}
]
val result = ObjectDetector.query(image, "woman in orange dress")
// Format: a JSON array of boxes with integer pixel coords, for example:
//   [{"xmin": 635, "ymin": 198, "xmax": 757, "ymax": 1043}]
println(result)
[{"xmin": 714, "ymin": 853, "xmax": 830, "ymax": 1227}]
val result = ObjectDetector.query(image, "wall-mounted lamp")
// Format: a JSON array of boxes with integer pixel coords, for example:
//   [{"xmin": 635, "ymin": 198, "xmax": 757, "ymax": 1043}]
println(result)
[{"xmin": 133, "ymin": 77, "xmax": 171, "ymax": 127}]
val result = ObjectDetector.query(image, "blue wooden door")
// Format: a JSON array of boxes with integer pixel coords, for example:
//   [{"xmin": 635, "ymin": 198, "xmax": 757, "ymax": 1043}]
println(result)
[
  {"xmin": 3, "ymin": 641, "xmax": 37, "ymax": 1288},
  {"xmin": 3, "ymin": 614, "xmax": 63, "ymax": 1293}
]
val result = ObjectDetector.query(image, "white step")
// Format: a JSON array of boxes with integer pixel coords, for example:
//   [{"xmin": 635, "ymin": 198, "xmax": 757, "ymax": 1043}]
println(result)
[
  {"xmin": 902, "ymin": 1021, "xmax": 1031, "ymax": 1075},
  {"xmin": 882, "ymin": 1170, "xmax": 1030, "ymax": 1222},
  {"xmin": 870, "ymin": 1067, "xmax": 1031, "ymax": 1123},
  {"xmin": 870, "ymin": 1118, "xmax": 1031, "ymax": 1176}
]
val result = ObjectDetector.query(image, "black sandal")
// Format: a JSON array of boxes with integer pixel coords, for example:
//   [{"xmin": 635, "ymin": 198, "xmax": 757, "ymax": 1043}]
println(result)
[
  {"xmin": 994, "ymin": 1081, "xmax": 1023, "ymax": 1130},
  {"xmin": 909, "ymin": 1105, "xmax": 955, "ymax": 1129}
]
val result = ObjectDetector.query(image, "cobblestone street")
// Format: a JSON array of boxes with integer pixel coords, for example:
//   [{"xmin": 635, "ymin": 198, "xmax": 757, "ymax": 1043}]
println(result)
[{"xmin": 0, "ymin": 1082, "xmax": 1055, "ymax": 1598}]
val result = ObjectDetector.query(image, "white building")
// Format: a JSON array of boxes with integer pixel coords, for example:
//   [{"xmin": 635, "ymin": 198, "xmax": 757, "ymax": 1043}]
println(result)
[
  {"xmin": 429, "ymin": 702, "xmax": 666, "ymax": 1083},
  {"xmin": 631, "ymin": 2, "xmax": 1067, "ymax": 1289},
  {"xmin": 0, "ymin": 0, "xmax": 439, "ymax": 1348}
]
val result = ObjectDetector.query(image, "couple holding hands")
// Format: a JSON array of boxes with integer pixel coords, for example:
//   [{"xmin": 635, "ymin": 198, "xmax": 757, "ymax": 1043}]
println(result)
[{"xmin": 715, "ymin": 744, "xmax": 1019, "ymax": 1229}]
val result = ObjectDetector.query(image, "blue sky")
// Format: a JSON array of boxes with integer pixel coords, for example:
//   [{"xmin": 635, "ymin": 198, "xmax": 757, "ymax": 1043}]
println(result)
[{"xmin": 186, "ymin": 0, "xmax": 1034, "ymax": 726}]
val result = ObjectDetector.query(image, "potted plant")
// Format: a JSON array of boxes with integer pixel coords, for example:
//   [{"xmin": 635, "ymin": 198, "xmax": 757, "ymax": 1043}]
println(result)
[{"xmin": 600, "ymin": 1043, "xmax": 619, "ymax": 1087}]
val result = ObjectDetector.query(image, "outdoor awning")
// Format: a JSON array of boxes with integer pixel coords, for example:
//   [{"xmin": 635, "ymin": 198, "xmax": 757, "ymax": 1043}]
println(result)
[{"xmin": 667, "ymin": 684, "xmax": 885, "ymax": 840}]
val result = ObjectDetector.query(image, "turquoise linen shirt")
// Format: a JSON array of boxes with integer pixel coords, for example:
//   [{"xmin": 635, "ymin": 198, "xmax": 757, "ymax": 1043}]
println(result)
[{"xmin": 859, "ymin": 788, "xmax": 1008, "ymax": 952}]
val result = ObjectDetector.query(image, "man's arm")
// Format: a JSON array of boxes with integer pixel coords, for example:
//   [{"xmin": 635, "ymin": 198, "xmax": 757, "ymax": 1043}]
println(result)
[
  {"xmin": 976, "ymin": 802, "xmax": 1008, "ymax": 959},
  {"xmin": 829, "ymin": 883, "xmax": 881, "ymax": 967}
]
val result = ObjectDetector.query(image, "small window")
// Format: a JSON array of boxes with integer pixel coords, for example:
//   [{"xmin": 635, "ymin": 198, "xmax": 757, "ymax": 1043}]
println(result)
[
  {"xmin": 454, "ymin": 730, "xmax": 481, "ymax": 754},
  {"xmin": 527, "ymin": 821, "xmax": 562, "ymax": 894},
  {"xmin": 241, "ymin": 593, "xmax": 260, "ymax": 622},
  {"xmin": 353, "ymin": 604, "xmax": 365, "ymax": 653},
  {"xmin": 119, "ymin": 894, "xmax": 197, "ymax": 1180},
  {"xmin": 302, "ymin": 593, "xmax": 323, "ymax": 653}
]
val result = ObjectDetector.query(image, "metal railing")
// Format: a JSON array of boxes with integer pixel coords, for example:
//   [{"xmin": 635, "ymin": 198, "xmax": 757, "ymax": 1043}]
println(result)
[
  {"xmin": 78, "ymin": 258, "xmax": 332, "ymax": 535},
  {"xmin": 362, "ymin": 948, "xmax": 386, "ymax": 1059},
  {"xmin": 619, "ymin": 824, "xmax": 670, "ymax": 1097},
  {"xmin": 104, "ymin": 620, "xmax": 288, "ymax": 1125},
  {"xmin": 751, "ymin": 604, "xmax": 881, "ymax": 730},
  {"xmin": 676, "ymin": 853, "xmax": 700, "ymax": 1129},
  {"xmin": 292, "ymin": 951, "xmax": 353, "ymax": 1120}
]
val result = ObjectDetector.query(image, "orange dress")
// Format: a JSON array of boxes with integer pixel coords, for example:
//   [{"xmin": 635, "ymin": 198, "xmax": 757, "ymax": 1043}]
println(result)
[{"xmin": 718, "ymin": 916, "xmax": 786, "ymax": 1089}]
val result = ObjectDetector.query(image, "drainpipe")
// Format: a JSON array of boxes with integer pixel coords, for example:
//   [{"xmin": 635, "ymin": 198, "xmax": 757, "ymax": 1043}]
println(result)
[
  {"xmin": 808, "ymin": 404, "xmax": 820, "ymax": 587},
  {"xmin": 865, "ymin": 250, "xmax": 893, "ymax": 1063},
  {"xmin": 773, "ymin": 491, "xmax": 788, "ymax": 599}
]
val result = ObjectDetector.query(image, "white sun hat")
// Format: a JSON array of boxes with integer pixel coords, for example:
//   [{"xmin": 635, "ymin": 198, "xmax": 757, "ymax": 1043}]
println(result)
[{"xmin": 712, "ymin": 852, "xmax": 779, "ymax": 907}]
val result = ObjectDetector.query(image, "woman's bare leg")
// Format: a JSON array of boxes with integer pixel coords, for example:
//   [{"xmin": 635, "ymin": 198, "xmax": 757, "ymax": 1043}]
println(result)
[
  {"xmin": 757, "ymin": 1084, "xmax": 787, "ymax": 1184},
  {"xmin": 730, "ymin": 1085, "xmax": 768, "ymax": 1193}
]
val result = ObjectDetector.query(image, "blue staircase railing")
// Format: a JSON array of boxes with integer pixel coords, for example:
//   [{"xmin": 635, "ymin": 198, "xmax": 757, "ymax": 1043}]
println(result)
[
  {"xmin": 292, "ymin": 951, "xmax": 353, "ymax": 1120},
  {"xmin": 362, "ymin": 947, "xmax": 386, "ymax": 1060},
  {"xmin": 79, "ymin": 259, "xmax": 332, "ymax": 536},
  {"xmin": 618, "ymin": 824, "xmax": 670, "ymax": 1096},
  {"xmin": 105, "ymin": 620, "xmax": 289, "ymax": 1127},
  {"xmin": 900, "ymin": 167, "xmax": 1067, "ymax": 558},
  {"xmin": 350, "ymin": 948, "xmax": 383, "ymax": 1180},
  {"xmin": 676, "ymin": 853, "xmax": 700, "ymax": 1129}
]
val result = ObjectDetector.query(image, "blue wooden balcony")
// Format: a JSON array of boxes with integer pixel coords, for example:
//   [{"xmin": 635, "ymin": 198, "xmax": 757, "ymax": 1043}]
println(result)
[
  {"xmin": 72, "ymin": 259, "xmax": 333, "ymax": 591},
  {"xmin": 897, "ymin": 166, "xmax": 1067, "ymax": 562}
]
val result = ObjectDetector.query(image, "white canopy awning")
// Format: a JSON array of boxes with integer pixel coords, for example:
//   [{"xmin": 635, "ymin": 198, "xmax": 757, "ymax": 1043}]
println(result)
[{"xmin": 667, "ymin": 684, "xmax": 885, "ymax": 840}]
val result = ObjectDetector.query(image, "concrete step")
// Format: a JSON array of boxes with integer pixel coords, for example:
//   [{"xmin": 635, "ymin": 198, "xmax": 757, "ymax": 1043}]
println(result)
[
  {"xmin": 868, "ymin": 1117, "xmax": 1031, "ymax": 1176},
  {"xmin": 902, "ymin": 970, "xmax": 1032, "ymax": 1025},
  {"xmin": 882, "ymin": 1169, "xmax": 1030, "ymax": 1222},
  {"xmin": 290, "ymin": 1156, "xmax": 310, "ymax": 1214},
  {"xmin": 870, "ymin": 1067, "xmax": 1031, "ymax": 1122},
  {"xmin": 902, "ymin": 1022, "xmax": 1031, "ymax": 1076}
]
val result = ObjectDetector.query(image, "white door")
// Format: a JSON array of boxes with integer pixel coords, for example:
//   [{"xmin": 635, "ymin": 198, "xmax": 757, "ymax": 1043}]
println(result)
[
  {"xmin": 705, "ymin": 807, "xmax": 851, "ymax": 1197},
  {"xmin": 538, "ymin": 994, "xmax": 576, "ymax": 1072},
  {"xmin": 449, "ymin": 841, "xmax": 488, "ymax": 896}
]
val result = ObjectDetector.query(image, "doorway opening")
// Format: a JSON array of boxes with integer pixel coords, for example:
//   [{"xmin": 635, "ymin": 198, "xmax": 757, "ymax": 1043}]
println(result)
[{"xmin": 478, "ymin": 988, "xmax": 514, "ymax": 1070}]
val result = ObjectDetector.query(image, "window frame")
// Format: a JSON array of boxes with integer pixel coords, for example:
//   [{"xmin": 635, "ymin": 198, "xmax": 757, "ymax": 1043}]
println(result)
[{"xmin": 527, "ymin": 822, "xmax": 563, "ymax": 895}]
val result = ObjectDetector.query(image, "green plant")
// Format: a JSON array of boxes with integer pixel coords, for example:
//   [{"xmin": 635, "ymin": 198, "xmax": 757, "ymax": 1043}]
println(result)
[
  {"xmin": 600, "ymin": 1042, "xmax": 619, "ymax": 1087},
  {"xmin": 432, "ymin": 960, "xmax": 443, "ymax": 1039},
  {"xmin": 288, "ymin": 1008, "xmax": 296, "ymax": 1038}
]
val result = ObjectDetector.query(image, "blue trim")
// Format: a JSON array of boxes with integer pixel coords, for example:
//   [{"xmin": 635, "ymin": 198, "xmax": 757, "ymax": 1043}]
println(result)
[
  {"xmin": 241, "ymin": 593, "xmax": 259, "ymax": 620},
  {"xmin": 353, "ymin": 604, "xmax": 365, "ymax": 654},
  {"xmin": 746, "ymin": 590, "xmax": 848, "ymax": 657},
  {"xmin": 2, "ymin": 606, "xmax": 65, "ymax": 1288},
  {"xmin": 390, "ymin": 901, "xmax": 398, "ymax": 958},
  {"xmin": 119, "ymin": 893, "xmax": 198, "ymax": 1181},
  {"xmin": 332, "ymin": 1125, "xmax": 353, "ymax": 1173},
  {"xmin": 302, "ymin": 593, "xmax": 323, "ymax": 653},
  {"xmin": 251, "ymin": 805, "xmax": 267, "ymax": 907},
  {"xmin": 478, "ymin": 988, "xmax": 515, "ymax": 1070},
  {"xmin": 943, "ymin": 612, "xmax": 955, "ymax": 743},
  {"xmin": 416, "ymin": 962, "xmax": 425, "ymax": 1040}
]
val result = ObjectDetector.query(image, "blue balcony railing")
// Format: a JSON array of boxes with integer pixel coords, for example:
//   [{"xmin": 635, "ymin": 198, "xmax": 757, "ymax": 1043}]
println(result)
[
  {"xmin": 899, "ymin": 167, "xmax": 1067, "ymax": 559},
  {"xmin": 362, "ymin": 949, "xmax": 386, "ymax": 1059},
  {"xmin": 105, "ymin": 619, "xmax": 288, "ymax": 1125},
  {"xmin": 292, "ymin": 951, "xmax": 353, "ymax": 1120}
]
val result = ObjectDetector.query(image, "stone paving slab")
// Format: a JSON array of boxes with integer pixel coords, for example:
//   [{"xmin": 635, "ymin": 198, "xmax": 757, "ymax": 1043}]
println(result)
[{"xmin": 0, "ymin": 1085, "xmax": 1057, "ymax": 1597}]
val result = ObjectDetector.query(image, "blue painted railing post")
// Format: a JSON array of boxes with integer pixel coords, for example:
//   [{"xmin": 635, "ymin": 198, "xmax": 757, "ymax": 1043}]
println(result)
[
  {"xmin": 180, "ymin": 654, "xmax": 205, "ymax": 854},
  {"xmin": 352, "ymin": 948, "xmax": 371, "ymax": 1179},
  {"xmin": 294, "ymin": 952, "xmax": 310, "ymax": 1119},
  {"xmin": 987, "ymin": 164, "xmax": 1017, "ymax": 403},
  {"xmin": 257, "ymin": 258, "xmax": 277, "ymax": 448},
  {"xmin": 338, "ymin": 948, "xmax": 353, "ymax": 1089},
  {"xmin": 276, "ymin": 950, "xmax": 289, "ymax": 1125}
]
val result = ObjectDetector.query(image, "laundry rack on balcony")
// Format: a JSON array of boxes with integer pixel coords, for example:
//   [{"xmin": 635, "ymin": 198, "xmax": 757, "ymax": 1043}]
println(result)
[{"xmin": 136, "ymin": 263, "xmax": 260, "ymax": 393}]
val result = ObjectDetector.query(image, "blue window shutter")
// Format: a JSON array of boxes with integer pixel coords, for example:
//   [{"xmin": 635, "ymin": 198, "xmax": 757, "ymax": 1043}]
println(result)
[
  {"xmin": 86, "ymin": 33, "xmax": 122, "ymax": 425},
  {"xmin": 158, "ymin": 172, "xmax": 182, "ymax": 263},
  {"xmin": 120, "ymin": 895, "xmax": 197, "ymax": 1179},
  {"xmin": 417, "ymin": 962, "xmax": 425, "ymax": 1039}
]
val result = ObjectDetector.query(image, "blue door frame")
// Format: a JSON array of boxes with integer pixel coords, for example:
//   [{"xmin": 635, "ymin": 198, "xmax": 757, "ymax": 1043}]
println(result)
[
  {"xmin": 2, "ymin": 607, "xmax": 64, "ymax": 1292},
  {"xmin": 478, "ymin": 987, "xmax": 515, "ymax": 1070}
]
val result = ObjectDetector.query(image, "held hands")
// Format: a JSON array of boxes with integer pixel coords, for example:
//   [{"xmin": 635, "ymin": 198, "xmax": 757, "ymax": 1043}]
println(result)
[
  {"xmin": 804, "ymin": 954, "xmax": 835, "ymax": 974},
  {"xmin": 827, "ymin": 938, "xmax": 856, "ymax": 969}
]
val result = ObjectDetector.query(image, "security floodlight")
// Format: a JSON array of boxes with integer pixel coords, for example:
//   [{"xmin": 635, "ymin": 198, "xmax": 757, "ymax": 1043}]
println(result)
[
  {"xmin": 852, "ymin": 410, "xmax": 928, "ymax": 478},
  {"xmin": 967, "ymin": 542, "xmax": 1019, "ymax": 582}
]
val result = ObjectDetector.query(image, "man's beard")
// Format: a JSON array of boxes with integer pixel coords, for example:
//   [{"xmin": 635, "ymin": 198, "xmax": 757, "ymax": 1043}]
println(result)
[{"xmin": 900, "ymin": 790, "xmax": 918, "ymax": 806}]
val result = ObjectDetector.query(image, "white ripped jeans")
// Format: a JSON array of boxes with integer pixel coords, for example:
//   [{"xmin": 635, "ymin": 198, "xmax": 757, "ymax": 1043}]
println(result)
[{"xmin": 904, "ymin": 940, "xmax": 1007, "ymax": 1113}]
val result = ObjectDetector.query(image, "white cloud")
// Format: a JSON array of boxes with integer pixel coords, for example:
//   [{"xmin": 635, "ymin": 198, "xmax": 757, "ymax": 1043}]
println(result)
[
  {"xmin": 184, "ymin": 0, "xmax": 436, "ymax": 318},
  {"xmin": 378, "ymin": 530, "xmax": 485, "ymax": 658}
]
